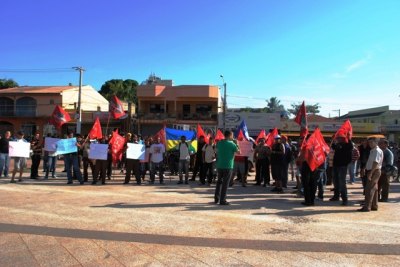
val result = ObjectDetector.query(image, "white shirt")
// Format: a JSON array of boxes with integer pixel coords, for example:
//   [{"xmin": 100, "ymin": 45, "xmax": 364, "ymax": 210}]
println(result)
[
  {"xmin": 366, "ymin": 146, "xmax": 383, "ymax": 171},
  {"xmin": 149, "ymin": 143, "xmax": 165, "ymax": 163},
  {"xmin": 202, "ymin": 144, "xmax": 216, "ymax": 163},
  {"xmin": 179, "ymin": 142, "xmax": 190, "ymax": 160}
]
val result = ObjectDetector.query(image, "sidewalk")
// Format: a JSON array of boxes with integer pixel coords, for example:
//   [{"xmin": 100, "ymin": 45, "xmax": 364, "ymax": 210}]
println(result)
[{"xmin": 0, "ymin": 163, "xmax": 399, "ymax": 266}]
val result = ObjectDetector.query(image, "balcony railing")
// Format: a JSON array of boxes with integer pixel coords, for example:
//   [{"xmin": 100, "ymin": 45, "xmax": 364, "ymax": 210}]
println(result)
[
  {"xmin": 138, "ymin": 112, "xmax": 218, "ymax": 121},
  {"xmin": 0, "ymin": 104, "xmax": 37, "ymax": 117}
]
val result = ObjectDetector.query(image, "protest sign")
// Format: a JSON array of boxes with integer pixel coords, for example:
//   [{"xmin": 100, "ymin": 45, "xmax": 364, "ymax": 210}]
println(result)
[
  {"xmin": 126, "ymin": 143, "xmax": 145, "ymax": 160},
  {"xmin": 9, "ymin": 141, "xmax": 30, "ymax": 158},
  {"xmin": 56, "ymin": 138, "xmax": 77, "ymax": 155},
  {"xmin": 88, "ymin": 143, "xmax": 108, "ymax": 160},
  {"xmin": 237, "ymin": 140, "xmax": 253, "ymax": 157},
  {"xmin": 44, "ymin": 137, "xmax": 60, "ymax": 152}
]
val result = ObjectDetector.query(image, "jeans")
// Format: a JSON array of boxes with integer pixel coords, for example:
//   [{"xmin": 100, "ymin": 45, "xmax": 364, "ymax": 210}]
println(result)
[
  {"xmin": 347, "ymin": 161, "xmax": 356, "ymax": 183},
  {"xmin": 83, "ymin": 157, "xmax": 94, "ymax": 182},
  {"xmin": 0, "ymin": 153, "xmax": 10, "ymax": 177},
  {"xmin": 214, "ymin": 169, "xmax": 233, "ymax": 204},
  {"xmin": 45, "ymin": 156, "xmax": 56, "ymax": 178},
  {"xmin": 178, "ymin": 159, "xmax": 189, "ymax": 181},
  {"xmin": 333, "ymin": 166, "xmax": 348, "ymax": 201},
  {"xmin": 65, "ymin": 153, "xmax": 82, "ymax": 183},
  {"xmin": 150, "ymin": 161, "xmax": 164, "ymax": 183},
  {"xmin": 315, "ymin": 169, "xmax": 327, "ymax": 199}
]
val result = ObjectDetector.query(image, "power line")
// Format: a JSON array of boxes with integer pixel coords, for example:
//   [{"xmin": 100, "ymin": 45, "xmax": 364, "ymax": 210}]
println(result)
[{"xmin": 0, "ymin": 68, "xmax": 76, "ymax": 73}]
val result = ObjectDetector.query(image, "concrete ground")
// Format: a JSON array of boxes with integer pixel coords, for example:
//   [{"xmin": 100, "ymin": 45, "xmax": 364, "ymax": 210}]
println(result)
[{"xmin": 0, "ymin": 161, "xmax": 399, "ymax": 266}]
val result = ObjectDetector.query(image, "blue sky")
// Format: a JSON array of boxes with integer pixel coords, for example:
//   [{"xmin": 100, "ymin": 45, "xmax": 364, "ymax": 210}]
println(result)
[{"xmin": 1, "ymin": 0, "xmax": 400, "ymax": 116}]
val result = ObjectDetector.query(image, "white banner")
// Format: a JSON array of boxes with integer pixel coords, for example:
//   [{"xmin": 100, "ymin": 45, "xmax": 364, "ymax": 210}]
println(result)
[
  {"xmin": 88, "ymin": 143, "xmax": 108, "ymax": 160},
  {"xmin": 237, "ymin": 140, "xmax": 253, "ymax": 157},
  {"xmin": 126, "ymin": 143, "xmax": 145, "ymax": 160},
  {"xmin": 44, "ymin": 137, "xmax": 60, "ymax": 152},
  {"xmin": 9, "ymin": 141, "xmax": 30, "ymax": 158}
]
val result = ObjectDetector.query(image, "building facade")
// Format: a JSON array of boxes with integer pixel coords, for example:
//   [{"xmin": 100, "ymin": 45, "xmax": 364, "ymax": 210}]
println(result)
[{"xmin": 136, "ymin": 84, "xmax": 221, "ymax": 136}]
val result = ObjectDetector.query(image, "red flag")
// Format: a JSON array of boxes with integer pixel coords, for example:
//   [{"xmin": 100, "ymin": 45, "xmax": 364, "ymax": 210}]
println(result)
[
  {"xmin": 303, "ymin": 128, "xmax": 329, "ymax": 171},
  {"xmin": 265, "ymin": 128, "xmax": 279, "ymax": 148},
  {"xmin": 237, "ymin": 130, "xmax": 245, "ymax": 141},
  {"xmin": 88, "ymin": 117, "xmax": 102, "ymax": 139},
  {"xmin": 294, "ymin": 101, "xmax": 309, "ymax": 138},
  {"xmin": 255, "ymin": 129, "xmax": 266, "ymax": 144},
  {"xmin": 215, "ymin": 129, "xmax": 224, "ymax": 142},
  {"xmin": 109, "ymin": 130, "xmax": 125, "ymax": 165},
  {"xmin": 49, "ymin": 105, "xmax": 71, "ymax": 128},
  {"xmin": 197, "ymin": 124, "xmax": 210, "ymax": 143},
  {"xmin": 109, "ymin": 95, "xmax": 126, "ymax": 119},
  {"xmin": 153, "ymin": 128, "xmax": 166, "ymax": 145},
  {"xmin": 334, "ymin": 119, "xmax": 353, "ymax": 142}
]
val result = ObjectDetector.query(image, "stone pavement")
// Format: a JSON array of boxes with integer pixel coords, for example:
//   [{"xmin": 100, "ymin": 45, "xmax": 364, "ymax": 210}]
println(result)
[{"xmin": 0, "ymin": 164, "xmax": 399, "ymax": 266}]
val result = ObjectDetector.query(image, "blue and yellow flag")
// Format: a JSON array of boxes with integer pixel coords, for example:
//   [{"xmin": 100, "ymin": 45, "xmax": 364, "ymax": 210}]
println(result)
[{"xmin": 165, "ymin": 128, "xmax": 197, "ymax": 152}]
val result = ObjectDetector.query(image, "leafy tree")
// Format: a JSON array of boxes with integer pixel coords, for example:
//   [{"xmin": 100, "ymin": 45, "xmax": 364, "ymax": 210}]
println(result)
[
  {"xmin": 99, "ymin": 79, "xmax": 139, "ymax": 106},
  {"xmin": 0, "ymin": 78, "xmax": 18, "ymax": 89},
  {"xmin": 287, "ymin": 102, "xmax": 321, "ymax": 116},
  {"xmin": 264, "ymin": 97, "xmax": 286, "ymax": 113}
]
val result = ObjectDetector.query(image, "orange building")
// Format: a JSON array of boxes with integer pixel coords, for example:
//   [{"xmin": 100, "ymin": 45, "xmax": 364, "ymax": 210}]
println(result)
[
  {"xmin": 0, "ymin": 85, "xmax": 124, "ymax": 137},
  {"xmin": 136, "ymin": 84, "xmax": 221, "ymax": 135}
]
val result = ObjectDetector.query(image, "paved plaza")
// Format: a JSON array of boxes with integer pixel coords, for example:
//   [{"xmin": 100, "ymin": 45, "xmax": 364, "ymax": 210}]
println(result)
[{"xmin": 0, "ymin": 162, "xmax": 399, "ymax": 266}]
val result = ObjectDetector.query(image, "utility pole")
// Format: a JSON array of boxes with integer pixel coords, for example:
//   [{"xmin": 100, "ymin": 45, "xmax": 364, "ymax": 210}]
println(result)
[
  {"xmin": 220, "ymin": 75, "xmax": 227, "ymax": 131},
  {"xmin": 73, "ymin": 67, "xmax": 85, "ymax": 134},
  {"xmin": 333, "ymin": 109, "xmax": 341, "ymax": 118}
]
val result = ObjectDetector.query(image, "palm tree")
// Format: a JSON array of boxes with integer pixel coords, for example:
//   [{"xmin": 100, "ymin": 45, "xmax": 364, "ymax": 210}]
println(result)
[{"xmin": 265, "ymin": 97, "xmax": 285, "ymax": 113}]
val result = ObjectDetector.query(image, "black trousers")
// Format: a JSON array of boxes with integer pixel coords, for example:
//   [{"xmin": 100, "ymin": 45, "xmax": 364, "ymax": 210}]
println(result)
[
  {"xmin": 30, "ymin": 154, "xmax": 41, "ymax": 178},
  {"xmin": 203, "ymin": 162, "xmax": 214, "ymax": 184},
  {"xmin": 125, "ymin": 159, "xmax": 141, "ymax": 184},
  {"xmin": 82, "ymin": 157, "xmax": 94, "ymax": 182},
  {"xmin": 93, "ymin": 159, "xmax": 107, "ymax": 183},
  {"xmin": 214, "ymin": 169, "xmax": 233, "ymax": 204},
  {"xmin": 255, "ymin": 158, "xmax": 270, "ymax": 185},
  {"xmin": 301, "ymin": 162, "xmax": 317, "ymax": 204},
  {"xmin": 192, "ymin": 156, "xmax": 205, "ymax": 180},
  {"xmin": 107, "ymin": 154, "xmax": 112, "ymax": 179}
]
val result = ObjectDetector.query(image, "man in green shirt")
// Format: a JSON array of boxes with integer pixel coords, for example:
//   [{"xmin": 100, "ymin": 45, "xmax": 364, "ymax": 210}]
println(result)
[{"xmin": 214, "ymin": 130, "xmax": 239, "ymax": 205}]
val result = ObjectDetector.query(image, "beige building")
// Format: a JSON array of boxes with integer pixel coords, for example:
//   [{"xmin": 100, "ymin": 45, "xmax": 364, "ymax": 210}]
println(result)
[{"xmin": 0, "ymin": 85, "xmax": 124, "ymax": 137}]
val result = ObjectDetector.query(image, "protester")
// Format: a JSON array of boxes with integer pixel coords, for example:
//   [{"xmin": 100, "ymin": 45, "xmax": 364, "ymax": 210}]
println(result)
[
  {"xmin": 10, "ymin": 131, "xmax": 28, "ymax": 183},
  {"xmin": 253, "ymin": 138, "xmax": 271, "ymax": 186},
  {"xmin": 177, "ymin": 135, "xmax": 191, "ymax": 184},
  {"xmin": 358, "ymin": 137, "xmax": 383, "ymax": 212},
  {"xmin": 214, "ymin": 130, "xmax": 239, "ymax": 205},
  {"xmin": 378, "ymin": 139, "xmax": 394, "ymax": 202},
  {"xmin": 82, "ymin": 137, "xmax": 94, "ymax": 182},
  {"xmin": 92, "ymin": 136, "xmax": 109, "ymax": 185},
  {"xmin": 390, "ymin": 143, "xmax": 399, "ymax": 181},
  {"xmin": 44, "ymin": 143, "xmax": 57, "ymax": 180},
  {"xmin": 330, "ymin": 134, "xmax": 353, "ymax": 205},
  {"xmin": 64, "ymin": 131, "xmax": 84, "ymax": 185},
  {"xmin": 231, "ymin": 152, "xmax": 248, "ymax": 187},
  {"xmin": 281, "ymin": 135, "xmax": 292, "ymax": 188},
  {"xmin": 347, "ymin": 143, "xmax": 360, "ymax": 184},
  {"xmin": 202, "ymin": 136, "xmax": 216, "ymax": 185},
  {"xmin": 191, "ymin": 135, "xmax": 205, "ymax": 182},
  {"xmin": 124, "ymin": 134, "xmax": 142, "ymax": 185},
  {"xmin": 358, "ymin": 139, "xmax": 371, "ymax": 192},
  {"xmin": 30, "ymin": 132, "xmax": 42, "ymax": 179},
  {"xmin": 270, "ymin": 135, "xmax": 285, "ymax": 193},
  {"xmin": 0, "ymin": 131, "xmax": 11, "ymax": 178},
  {"xmin": 149, "ymin": 136, "xmax": 165, "ymax": 184},
  {"xmin": 140, "ymin": 137, "xmax": 151, "ymax": 181}
]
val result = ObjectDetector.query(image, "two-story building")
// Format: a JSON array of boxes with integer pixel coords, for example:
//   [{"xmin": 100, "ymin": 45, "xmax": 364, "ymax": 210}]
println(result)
[
  {"xmin": 0, "ymin": 85, "xmax": 123, "ymax": 137},
  {"xmin": 136, "ymin": 84, "xmax": 221, "ymax": 136}
]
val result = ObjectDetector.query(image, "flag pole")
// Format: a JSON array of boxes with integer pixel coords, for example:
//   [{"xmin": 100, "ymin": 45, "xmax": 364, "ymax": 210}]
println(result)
[{"xmin": 106, "ymin": 113, "xmax": 111, "ymax": 136}]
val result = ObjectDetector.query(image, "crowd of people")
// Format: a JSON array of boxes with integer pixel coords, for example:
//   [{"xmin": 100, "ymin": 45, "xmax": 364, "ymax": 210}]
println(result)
[{"xmin": 0, "ymin": 129, "xmax": 398, "ymax": 209}]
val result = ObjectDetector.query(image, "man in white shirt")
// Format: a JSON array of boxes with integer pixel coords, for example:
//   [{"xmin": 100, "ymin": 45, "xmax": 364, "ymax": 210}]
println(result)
[
  {"xmin": 149, "ymin": 136, "xmax": 165, "ymax": 184},
  {"xmin": 177, "ymin": 136, "xmax": 191, "ymax": 184},
  {"xmin": 202, "ymin": 136, "xmax": 216, "ymax": 185},
  {"xmin": 358, "ymin": 137, "xmax": 383, "ymax": 212}
]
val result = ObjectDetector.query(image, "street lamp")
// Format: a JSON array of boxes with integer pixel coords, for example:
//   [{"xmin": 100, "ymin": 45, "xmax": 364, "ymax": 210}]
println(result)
[{"xmin": 220, "ymin": 75, "xmax": 227, "ymax": 131}]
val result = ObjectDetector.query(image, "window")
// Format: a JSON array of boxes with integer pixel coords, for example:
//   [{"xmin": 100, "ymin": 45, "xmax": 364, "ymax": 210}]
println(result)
[
  {"xmin": 16, "ymin": 97, "xmax": 36, "ymax": 117},
  {"xmin": 0, "ymin": 97, "xmax": 14, "ymax": 116},
  {"xmin": 150, "ymin": 104, "xmax": 165, "ymax": 113},
  {"xmin": 183, "ymin": 104, "xmax": 190, "ymax": 114},
  {"xmin": 196, "ymin": 104, "xmax": 212, "ymax": 114}
]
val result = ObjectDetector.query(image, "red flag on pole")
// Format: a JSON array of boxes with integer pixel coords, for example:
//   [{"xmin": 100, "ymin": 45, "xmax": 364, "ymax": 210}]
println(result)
[
  {"xmin": 265, "ymin": 128, "xmax": 279, "ymax": 148},
  {"xmin": 109, "ymin": 95, "xmax": 126, "ymax": 119},
  {"xmin": 237, "ymin": 129, "xmax": 245, "ymax": 141},
  {"xmin": 215, "ymin": 129, "xmax": 224, "ymax": 142},
  {"xmin": 197, "ymin": 124, "xmax": 210, "ymax": 143},
  {"xmin": 334, "ymin": 119, "xmax": 353, "ymax": 142},
  {"xmin": 303, "ymin": 128, "xmax": 329, "ymax": 171},
  {"xmin": 153, "ymin": 127, "xmax": 166, "ymax": 145},
  {"xmin": 88, "ymin": 117, "xmax": 102, "ymax": 139},
  {"xmin": 109, "ymin": 130, "xmax": 125, "ymax": 165},
  {"xmin": 294, "ymin": 101, "xmax": 309, "ymax": 138},
  {"xmin": 255, "ymin": 129, "xmax": 266, "ymax": 144},
  {"xmin": 49, "ymin": 105, "xmax": 71, "ymax": 128}
]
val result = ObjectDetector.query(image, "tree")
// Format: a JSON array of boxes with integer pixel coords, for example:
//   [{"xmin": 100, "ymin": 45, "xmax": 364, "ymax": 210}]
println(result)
[
  {"xmin": 264, "ymin": 97, "xmax": 286, "ymax": 113},
  {"xmin": 99, "ymin": 79, "xmax": 139, "ymax": 106},
  {"xmin": 0, "ymin": 78, "xmax": 18, "ymax": 89},
  {"xmin": 287, "ymin": 102, "xmax": 321, "ymax": 116}
]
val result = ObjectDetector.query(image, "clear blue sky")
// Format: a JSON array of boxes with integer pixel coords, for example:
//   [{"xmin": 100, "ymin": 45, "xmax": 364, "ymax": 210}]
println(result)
[{"xmin": 1, "ymin": 0, "xmax": 400, "ymax": 116}]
